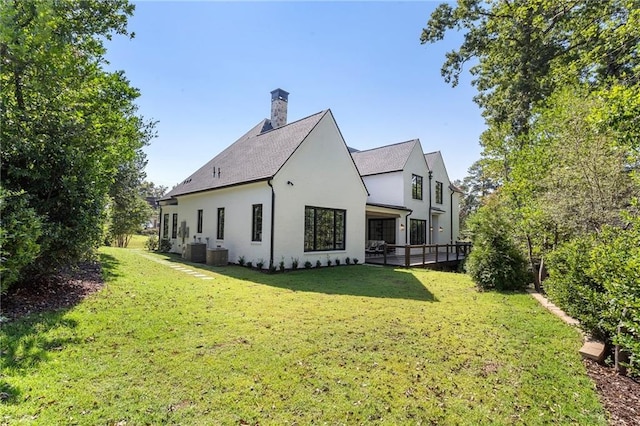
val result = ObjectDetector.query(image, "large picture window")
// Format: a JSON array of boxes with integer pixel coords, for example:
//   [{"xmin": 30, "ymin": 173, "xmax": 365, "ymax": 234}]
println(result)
[
  {"xmin": 435, "ymin": 181, "xmax": 443, "ymax": 204},
  {"xmin": 252, "ymin": 204, "xmax": 262, "ymax": 242},
  {"xmin": 412, "ymin": 174, "xmax": 423, "ymax": 200},
  {"xmin": 304, "ymin": 206, "xmax": 346, "ymax": 251},
  {"xmin": 171, "ymin": 214, "xmax": 178, "ymax": 239},
  {"xmin": 410, "ymin": 219, "xmax": 426, "ymax": 245},
  {"xmin": 197, "ymin": 209, "xmax": 203, "ymax": 233},
  {"xmin": 368, "ymin": 219, "xmax": 396, "ymax": 244},
  {"xmin": 163, "ymin": 213, "xmax": 169, "ymax": 238},
  {"xmin": 217, "ymin": 208, "xmax": 225, "ymax": 240}
]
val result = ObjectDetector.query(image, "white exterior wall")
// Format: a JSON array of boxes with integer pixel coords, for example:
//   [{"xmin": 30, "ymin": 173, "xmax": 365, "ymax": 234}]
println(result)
[
  {"xmin": 362, "ymin": 172, "xmax": 403, "ymax": 206},
  {"xmin": 159, "ymin": 204, "xmax": 179, "ymax": 251},
  {"xmin": 428, "ymin": 152, "xmax": 459, "ymax": 244},
  {"xmin": 401, "ymin": 142, "xmax": 430, "ymax": 224},
  {"xmin": 272, "ymin": 112, "xmax": 368, "ymax": 267},
  {"xmin": 171, "ymin": 182, "xmax": 272, "ymax": 263}
]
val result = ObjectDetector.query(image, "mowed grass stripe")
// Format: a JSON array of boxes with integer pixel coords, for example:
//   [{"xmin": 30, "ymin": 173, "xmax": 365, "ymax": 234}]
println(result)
[{"xmin": 0, "ymin": 247, "xmax": 606, "ymax": 425}]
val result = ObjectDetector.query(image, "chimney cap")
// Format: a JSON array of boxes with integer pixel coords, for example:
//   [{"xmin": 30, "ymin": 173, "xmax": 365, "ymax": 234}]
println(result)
[{"xmin": 270, "ymin": 88, "xmax": 289, "ymax": 102}]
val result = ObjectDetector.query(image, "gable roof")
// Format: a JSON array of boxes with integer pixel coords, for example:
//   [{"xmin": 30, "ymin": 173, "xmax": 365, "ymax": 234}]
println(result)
[
  {"xmin": 424, "ymin": 151, "xmax": 440, "ymax": 171},
  {"xmin": 162, "ymin": 110, "xmax": 328, "ymax": 199},
  {"xmin": 351, "ymin": 139, "xmax": 418, "ymax": 176}
]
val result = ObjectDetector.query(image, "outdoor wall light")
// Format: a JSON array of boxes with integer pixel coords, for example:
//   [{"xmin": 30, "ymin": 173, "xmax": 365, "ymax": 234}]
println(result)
[{"xmin": 399, "ymin": 223, "xmax": 405, "ymax": 231}]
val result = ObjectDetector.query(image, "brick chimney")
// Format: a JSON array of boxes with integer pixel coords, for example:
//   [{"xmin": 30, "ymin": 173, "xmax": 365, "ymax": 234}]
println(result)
[{"xmin": 270, "ymin": 88, "xmax": 289, "ymax": 129}]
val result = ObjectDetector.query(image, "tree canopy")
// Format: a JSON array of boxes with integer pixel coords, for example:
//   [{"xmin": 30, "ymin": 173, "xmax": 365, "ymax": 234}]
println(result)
[{"xmin": 0, "ymin": 0, "xmax": 154, "ymax": 290}]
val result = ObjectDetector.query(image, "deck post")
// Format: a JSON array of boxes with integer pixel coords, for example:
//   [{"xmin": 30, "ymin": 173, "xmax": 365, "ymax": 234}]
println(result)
[
  {"xmin": 446, "ymin": 245, "xmax": 450, "ymax": 262},
  {"xmin": 383, "ymin": 246, "xmax": 387, "ymax": 265},
  {"xmin": 405, "ymin": 245, "xmax": 410, "ymax": 267},
  {"xmin": 422, "ymin": 245, "xmax": 426, "ymax": 267},
  {"xmin": 435, "ymin": 245, "xmax": 439, "ymax": 263}
]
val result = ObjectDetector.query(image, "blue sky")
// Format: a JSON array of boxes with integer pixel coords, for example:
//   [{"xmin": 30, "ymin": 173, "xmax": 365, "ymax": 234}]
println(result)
[{"xmin": 105, "ymin": 1, "xmax": 485, "ymax": 189}]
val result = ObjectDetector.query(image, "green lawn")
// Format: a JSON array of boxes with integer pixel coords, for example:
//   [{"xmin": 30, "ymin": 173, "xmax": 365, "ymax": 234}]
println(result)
[{"xmin": 1, "ymin": 247, "xmax": 606, "ymax": 425}]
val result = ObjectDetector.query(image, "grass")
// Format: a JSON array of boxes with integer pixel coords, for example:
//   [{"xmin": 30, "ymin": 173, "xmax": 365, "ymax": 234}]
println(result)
[{"xmin": 1, "ymin": 247, "xmax": 606, "ymax": 425}]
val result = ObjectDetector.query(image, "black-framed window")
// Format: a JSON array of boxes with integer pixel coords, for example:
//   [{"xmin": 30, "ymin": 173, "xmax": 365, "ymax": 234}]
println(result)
[
  {"xmin": 163, "ymin": 214, "xmax": 169, "ymax": 238},
  {"xmin": 197, "ymin": 209, "xmax": 203, "ymax": 233},
  {"xmin": 410, "ymin": 219, "xmax": 426, "ymax": 245},
  {"xmin": 412, "ymin": 174, "xmax": 423, "ymax": 200},
  {"xmin": 252, "ymin": 204, "xmax": 262, "ymax": 242},
  {"xmin": 304, "ymin": 206, "xmax": 346, "ymax": 251},
  {"xmin": 435, "ymin": 181, "xmax": 443, "ymax": 204},
  {"xmin": 171, "ymin": 214, "xmax": 178, "ymax": 239},
  {"xmin": 368, "ymin": 218, "xmax": 396, "ymax": 244},
  {"xmin": 217, "ymin": 208, "xmax": 225, "ymax": 240}
]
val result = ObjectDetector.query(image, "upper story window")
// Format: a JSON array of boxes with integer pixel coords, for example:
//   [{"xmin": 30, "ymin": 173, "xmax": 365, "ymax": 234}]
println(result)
[
  {"xmin": 304, "ymin": 206, "xmax": 346, "ymax": 252},
  {"xmin": 412, "ymin": 174, "xmax": 423, "ymax": 200},
  {"xmin": 217, "ymin": 208, "xmax": 225, "ymax": 240},
  {"xmin": 171, "ymin": 214, "xmax": 178, "ymax": 239},
  {"xmin": 435, "ymin": 181, "xmax": 443, "ymax": 204},
  {"xmin": 252, "ymin": 204, "xmax": 263, "ymax": 242},
  {"xmin": 197, "ymin": 209, "xmax": 203, "ymax": 233}
]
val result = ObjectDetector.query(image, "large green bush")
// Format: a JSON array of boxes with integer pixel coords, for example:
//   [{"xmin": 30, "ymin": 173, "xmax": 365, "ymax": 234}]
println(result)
[
  {"xmin": 464, "ymin": 201, "xmax": 530, "ymax": 291},
  {"xmin": 0, "ymin": 188, "xmax": 42, "ymax": 294},
  {"xmin": 546, "ymin": 213, "xmax": 640, "ymax": 376},
  {"xmin": 545, "ymin": 237, "xmax": 609, "ymax": 340}
]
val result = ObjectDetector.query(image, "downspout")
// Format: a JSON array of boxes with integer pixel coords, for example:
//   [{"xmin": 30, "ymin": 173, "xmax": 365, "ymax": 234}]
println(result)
[
  {"xmin": 450, "ymin": 189, "xmax": 454, "ymax": 244},
  {"xmin": 267, "ymin": 179, "xmax": 275, "ymax": 268},
  {"xmin": 158, "ymin": 206, "xmax": 163, "ymax": 241},
  {"xmin": 404, "ymin": 209, "xmax": 413, "ymax": 244},
  {"xmin": 428, "ymin": 171, "xmax": 433, "ymax": 244}
]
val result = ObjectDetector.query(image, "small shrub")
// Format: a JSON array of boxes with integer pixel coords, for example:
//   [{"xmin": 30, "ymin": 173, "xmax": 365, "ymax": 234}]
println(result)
[
  {"xmin": 145, "ymin": 235, "xmax": 159, "ymax": 251},
  {"xmin": 335, "ymin": 258, "xmax": 341, "ymax": 266},
  {"xmin": 353, "ymin": 258, "xmax": 359, "ymax": 265},
  {"xmin": 291, "ymin": 257, "xmax": 299, "ymax": 270},
  {"xmin": 159, "ymin": 238, "xmax": 172, "ymax": 252},
  {"xmin": 304, "ymin": 261, "xmax": 312, "ymax": 269},
  {"xmin": 326, "ymin": 258, "xmax": 333, "ymax": 267},
  {"xmin": 279, "ymin": 257, "xmax": 285, "ymax": 272},
  {"xmin": 345, "ymin": 257, "xmax": 351, "ymax": 265},
  {"xmin": 238, "ymin": 256, "xmax": 246, "ymax": 266},
  {"xmin": 269, "ymin": 262, "xmax": 277, "ymax": 274},
  {"xmin": 256, "ymin": 259, "xmax": 265, "ymax": 270},
  {"xmin": 246, "ymin": 261, "xmax": 253, "ymax": 269},
  {"xmin": 315, "ymin": 260, "xmax": 322, "ymax": 268}
]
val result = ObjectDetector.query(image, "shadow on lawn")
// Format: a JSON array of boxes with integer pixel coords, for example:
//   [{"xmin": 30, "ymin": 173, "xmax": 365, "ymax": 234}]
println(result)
[
  {"xmin": 157, "ymin": 253, "xmax": 437, "ymax": 302},
  {"xmin": 0, "ymin": 252, "xmax": 121, "ymax": 404}
]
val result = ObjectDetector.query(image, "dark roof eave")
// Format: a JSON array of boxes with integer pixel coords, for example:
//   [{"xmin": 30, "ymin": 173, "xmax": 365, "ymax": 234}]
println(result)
[
  {"xmin": 367, "ymin": 202, "xmax": 412, "ymax": 212},
  {"xmin": 160, "ymin": 177, "xmax": 272, "ymax": 201}
]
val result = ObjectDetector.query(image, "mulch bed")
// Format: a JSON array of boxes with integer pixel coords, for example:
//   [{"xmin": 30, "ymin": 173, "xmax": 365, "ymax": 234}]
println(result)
[
  {"xmin": 1, "ymin": 261, "xmax": 104, "ymax": 321},
  {"xmin": 1, "ymin": 263, "xmax": 639, "ymax": 425},
  {"xmin": 584, "ymin": 359, "xmax": 640, "ymax": 425}
]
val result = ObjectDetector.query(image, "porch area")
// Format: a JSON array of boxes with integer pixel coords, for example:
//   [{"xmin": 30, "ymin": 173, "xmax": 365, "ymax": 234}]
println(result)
[{"xmin": 365, "ymin": 243, "xmax": 471, "ymax": 268}]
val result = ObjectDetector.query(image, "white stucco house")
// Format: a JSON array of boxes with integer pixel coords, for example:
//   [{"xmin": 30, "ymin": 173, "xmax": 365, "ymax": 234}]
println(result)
[
  {"xmin": 159, "ymin": 89, "xmax": 460, "ymax": 268},
  {"xmin": 351, "ymin": 141, "xmax": 461, "ymax": 253}
]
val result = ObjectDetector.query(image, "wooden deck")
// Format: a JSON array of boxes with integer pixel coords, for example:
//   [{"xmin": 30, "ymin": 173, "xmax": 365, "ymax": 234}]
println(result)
[{"xmin": 365, "ymin": 244, "xmax": 471, "ymax": 268}]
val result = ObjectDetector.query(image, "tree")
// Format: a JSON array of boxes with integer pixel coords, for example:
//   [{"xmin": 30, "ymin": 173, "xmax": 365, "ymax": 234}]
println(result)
[
  {"xmin": 0, "ymin": 0, "xmax": 154, "ymax": 287},
  {"xmin": 422, "ymin": 0, "xmax": 640, "ymax": 290},
  {"xmin": 139, "ymin": 181, "xmax": 168, "ymax": 199},
  {"xmin": 454, "ymin": 159, "xmax": 499, "ymax": 230},
  {"xmin": 108, "ymin": 152, "xmax": 152, "ymax": 248}
]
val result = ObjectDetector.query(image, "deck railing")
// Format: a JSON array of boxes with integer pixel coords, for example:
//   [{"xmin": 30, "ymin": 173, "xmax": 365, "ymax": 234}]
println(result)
[{"xmin": 380, "ymin": 242, "xmax": 472, "ymax": 267}]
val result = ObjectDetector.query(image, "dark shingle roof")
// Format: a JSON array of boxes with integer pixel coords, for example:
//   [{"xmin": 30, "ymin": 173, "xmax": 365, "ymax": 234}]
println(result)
[
  {"xmin": 163, "ymin": 110, "xmax": 327, "ymax": 199},
  {"xmin": 351, "ymin": 140, "xmax": 418, "ymax": 176},
  {"xmin": 424, "ymin": 151, "xmax": 439, "ymax": 171}
]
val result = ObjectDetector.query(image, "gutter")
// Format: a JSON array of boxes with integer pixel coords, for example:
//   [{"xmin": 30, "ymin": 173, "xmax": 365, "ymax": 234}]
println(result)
[
  {"xmin": 428, "ymin": 171, "xmax": 433, "ymax": 244},
  {"xmin": 450, "ymin": 188, "xmax": 454, "ymax": 244},
  {"xmin": 404, "ymin": 209, "xmax": 413, "ymax": 244},
  {"xmin": 158, "ymin": 206, "xmax": 163, "ymax": 241},
  {"xmin": 267, "ymin": 179, "xmax": 275, "ymax": 268}
]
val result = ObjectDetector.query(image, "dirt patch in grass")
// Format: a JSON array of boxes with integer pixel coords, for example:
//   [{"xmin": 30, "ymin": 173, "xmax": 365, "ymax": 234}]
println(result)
[
  {"xmin": 1, "ymin": 261, "xmax": 103, "ymax": 321},
  {"xmin": 584, "ymin": 359, "xmax": 640, "ymax": 425}
]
